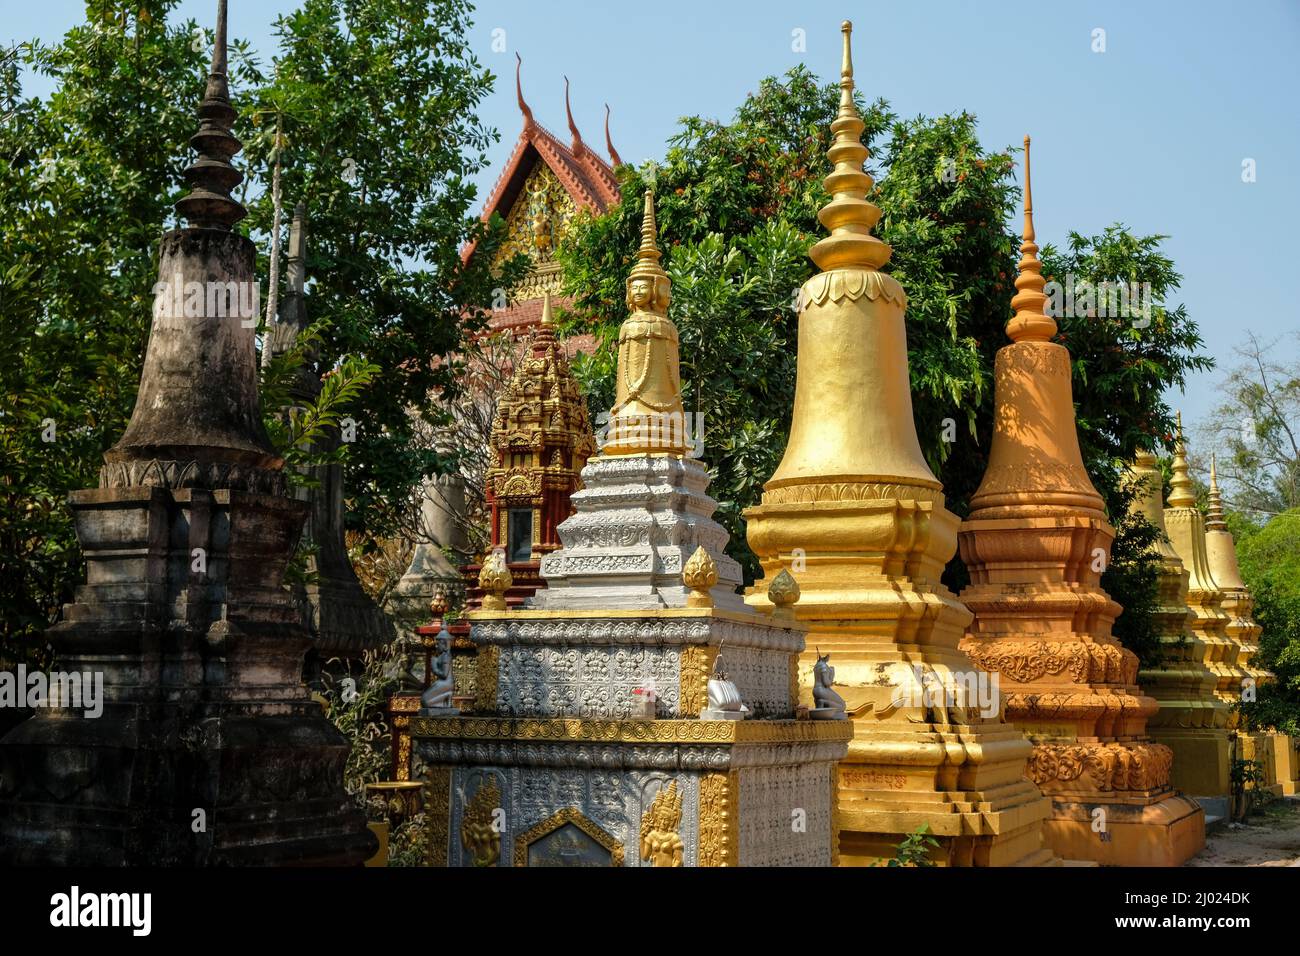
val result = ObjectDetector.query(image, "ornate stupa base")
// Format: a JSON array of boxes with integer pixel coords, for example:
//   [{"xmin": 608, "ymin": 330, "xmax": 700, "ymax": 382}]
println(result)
[
  {"xmin": 1147, "ymin": 728, "xmax": 1232, "ymax": 799},
  {"xmin": 412, "ymin": 606, "xmax": 850, "ymax": 867},
  {"xmin": 1044, "ymin": 792, "xmax": 1204, "ymax": 866},
  {"xmin": 832, "ymin": 714, "xmax": 1058, "ymax": 867},
  {"xmin": 743, "ymin": 527, "xmax": 1059, "ymax": 867}
]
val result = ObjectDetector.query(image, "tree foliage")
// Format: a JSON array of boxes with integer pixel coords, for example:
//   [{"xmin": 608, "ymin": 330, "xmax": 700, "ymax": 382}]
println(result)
[{"xmin": 1235, "ymin": 511, "xmax": 1300, "ymax": 735}]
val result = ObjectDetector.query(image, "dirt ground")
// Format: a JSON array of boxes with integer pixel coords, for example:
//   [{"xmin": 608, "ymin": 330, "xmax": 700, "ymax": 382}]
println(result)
[{"xmin": 1186, "ymin": 796, "xmax": 1300, "ymax": 866}]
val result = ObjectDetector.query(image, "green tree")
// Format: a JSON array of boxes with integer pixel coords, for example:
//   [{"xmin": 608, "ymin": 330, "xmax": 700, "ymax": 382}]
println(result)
[
  {"xmin": 1235, "ymin": 511, "xmax": 1300, "ymax": 735},
  {"xmin": 239, "ymin": 0, "xmax": 522, "ymax": 548},
  {"xmin": 1, "ymin": 2, "xmax": 204, "ymax": 660},
  {"xmin": 1198, "ymin": 332, "xmax": 1300, "ymax": 519}
]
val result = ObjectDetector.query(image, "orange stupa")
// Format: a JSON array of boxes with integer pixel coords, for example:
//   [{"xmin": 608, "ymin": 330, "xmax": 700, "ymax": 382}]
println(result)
[{"xmin": 956, "ymin": 138, "xmax": 1204, "ymax": 865}]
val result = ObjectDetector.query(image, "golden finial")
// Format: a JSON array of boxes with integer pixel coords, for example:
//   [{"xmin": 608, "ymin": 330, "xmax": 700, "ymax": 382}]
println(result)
[
  {"xmin": 429, "ymin": 591, "xmax": 448, "ymax": 619},
  {"xmin": 1006, "ymin": 135, "xmax": 1056, "ymax": 343},
  {"xmin": 478, "ymin": 550, "xmax": 513, "ymax": 611},
  {"xmin": 683, "ymin": 546, "xmax": 719, "ymax": 608},
  {"xmin": 1167, "ymin": 411, "xmax": 1196, "ymax": 508},
  {"xmin": 1206, "ymin": 452, "xmax": 1227, "ymax": 530},
  {"xmin": 808, "ymin": 21, "xmax": 891, "ymax": 273},
  {"xmin": 540, "ymin": 289, "xmax": 554, "ymax": 327},
  {"xmin": 767, "ymin": 569, "xmax": 801, "ymax": 621}
]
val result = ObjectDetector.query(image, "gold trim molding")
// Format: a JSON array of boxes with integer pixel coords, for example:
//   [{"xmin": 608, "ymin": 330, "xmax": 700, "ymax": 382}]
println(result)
[
  {"xmin": 408, "ymin": 716, "xmax": 854, "ymax": 745},
  {"xmin": 698, "ymin": 771, "xmax": 739, "ymax": 866}
]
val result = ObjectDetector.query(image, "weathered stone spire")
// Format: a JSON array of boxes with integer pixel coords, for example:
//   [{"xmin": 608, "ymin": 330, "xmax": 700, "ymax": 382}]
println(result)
[
  {"xmin": 1006, "ymin": 136, "xmax": 1055, "ymax": 343},
  {"xmin": 104, "ymin": 0, "xmax": 277, "ymax": 486},
  {"xmin": 809, "ymin": 21, "xmax": 891, "ymax": 273},
  {"xmin": 0, "ymin": 0, "xmax": 373, "ymax": 867},
  {"xmin": 604, "ymin": 103, "xmax": 623, "ymax": 166},
  {"xmin": 174, "ymin": 0, "xmax": 245, "ymax": 231}
]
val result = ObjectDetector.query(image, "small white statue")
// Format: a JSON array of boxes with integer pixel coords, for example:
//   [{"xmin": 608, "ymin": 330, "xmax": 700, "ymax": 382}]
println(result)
[
  {"xmin": 420, "ymin": 631, "xmax": 459, "ymax": 716},
  {"xmin": 810, "ymin": 649, "xmax": 846, "ymax": 720},
  {"xmin": 701, "ymin": 652, "xmax": 749, "ymax": 721}
]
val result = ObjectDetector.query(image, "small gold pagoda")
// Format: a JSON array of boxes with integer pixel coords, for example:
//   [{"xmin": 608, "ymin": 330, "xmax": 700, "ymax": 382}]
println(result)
[
  {"xmin": 1204, "ymin": 456, "xmax": 1291, "ymax": 796},
  {"xmin": 1125, "ymin": 450, "xmax": 1231, "ymax": 801},
  {"xmin": 744, "ymin": 22, "xmax": 1055, "ymax": 866},
  {"xmin": 956, "ymin": 139, "xmax": 1203, "ymax": 865},
  {"xmin": 1159, "ymin": 422, "xmax": 1239, "ymax": 798}
]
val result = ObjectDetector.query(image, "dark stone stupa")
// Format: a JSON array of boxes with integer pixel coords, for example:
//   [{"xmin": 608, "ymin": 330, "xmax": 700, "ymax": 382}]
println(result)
[{"xmin": 0, "ymin": 0, "xmax": 374, "ymax": 865}]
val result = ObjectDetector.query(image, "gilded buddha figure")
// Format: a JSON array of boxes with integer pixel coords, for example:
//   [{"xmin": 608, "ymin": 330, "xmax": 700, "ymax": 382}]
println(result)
[{"xmin": 605, "ymin": 190, "xmax": 686, "ymax": 457}]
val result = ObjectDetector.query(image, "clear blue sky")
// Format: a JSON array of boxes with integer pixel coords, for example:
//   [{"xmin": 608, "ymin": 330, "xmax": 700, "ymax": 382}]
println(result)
[{"xmin": 7, "ymin": 0, "xmax": 1299, "ymax": 435}]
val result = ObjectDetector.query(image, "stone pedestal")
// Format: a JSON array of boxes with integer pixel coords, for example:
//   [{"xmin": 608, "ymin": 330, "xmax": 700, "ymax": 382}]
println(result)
[
  {"xmin": 414, "ymin": 605, "xmax": 850, "ymax": 867},
  {"xmin": 0, "ymin": 478, "xmax": 373, "ymax": 865}
]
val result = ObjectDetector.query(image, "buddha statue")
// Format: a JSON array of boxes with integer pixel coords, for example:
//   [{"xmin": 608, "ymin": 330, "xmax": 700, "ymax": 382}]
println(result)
[{"xmin": 605, "ymin": 189, "xmax": 686, "ymax": 457}]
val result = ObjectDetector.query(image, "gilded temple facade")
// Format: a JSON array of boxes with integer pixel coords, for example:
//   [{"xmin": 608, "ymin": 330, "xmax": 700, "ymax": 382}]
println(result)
[{"xmin": 956, "ymin": 139, "xmax": 1203, "ymax": 866}]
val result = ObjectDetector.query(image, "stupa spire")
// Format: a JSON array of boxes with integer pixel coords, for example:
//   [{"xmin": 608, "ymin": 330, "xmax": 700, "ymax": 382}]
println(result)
[
  {"xmin": 808, "ymin": 21, "xmax": 891, "ymax": 273},
  {"xmin": 174, "ymin": 0, "xmax": 245, "ymax": 231},
  {"xmin": 515, "ymin": 53, "xmax": 534, "ymax": 129},
  {"xmin": 1006, "ymin": 136, "xmax": 1055, "ymax": 343},
  {"xmin": 604, "ymin": 103, "xmax": 623, "ymax": 166},
  {"xmin": 1168, "ymin": 412, "xmax": 1197, "ymax": 508},
  {"xmin": 1206, "ymin": 453, "xmax": 1227, "ymax": 530}
]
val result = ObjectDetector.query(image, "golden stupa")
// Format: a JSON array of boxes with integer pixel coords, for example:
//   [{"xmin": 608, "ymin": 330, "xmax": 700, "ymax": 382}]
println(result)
[
  {"xmin": 1159, "ymin": 421, "xmax": 1239, "ymax": 797},
  {"xmin": 744, "ymin": 22, "xmax": 1055, "ymax": 866},
  {"xmin": 957, "ymin": 139, "xmax": 1203, "ymax": 865},
  {"xmin": 1204, "ymin": 456, "xmax": 1292, "ymax": 796},
  {"xmin": 1125, "ymin": 450, "xmax": 1232, "ymax": 800}
]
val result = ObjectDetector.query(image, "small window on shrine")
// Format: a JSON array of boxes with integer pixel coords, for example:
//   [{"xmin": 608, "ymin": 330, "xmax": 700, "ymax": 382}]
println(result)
[{"xmin": 507, "ymin": 509, "xmax": 533, "ymax": 564}]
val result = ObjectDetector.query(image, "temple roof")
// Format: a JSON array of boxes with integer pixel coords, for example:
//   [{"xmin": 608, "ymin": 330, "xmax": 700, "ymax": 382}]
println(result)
[{"xmin": 462, "ymin": 56, "xmax": 621, "ymax": 266}]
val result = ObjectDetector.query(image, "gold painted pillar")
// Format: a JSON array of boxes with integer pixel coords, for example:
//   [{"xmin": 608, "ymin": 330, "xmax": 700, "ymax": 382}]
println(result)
[
  {"xmin": 1159, "ymin": 428, "xmax": 1236, "ymax": 797},
  {"xmin": 956, "ymin": 140, "xmax": 1203, "ymax": 865},
  {"xmin": 745, "ymin": 22, "xmax": 1055, "ymax": 867},
  {"xmin": 1204, "ymin": 457, "xmax": 1286, "ymax": 796}
]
